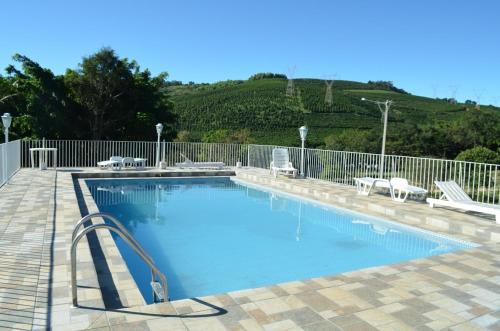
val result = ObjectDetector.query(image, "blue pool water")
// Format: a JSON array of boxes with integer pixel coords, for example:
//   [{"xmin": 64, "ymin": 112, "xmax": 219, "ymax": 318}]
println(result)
[{"xmin": 86, "ymin": 177, "xmax": 474, "ymax": 302}]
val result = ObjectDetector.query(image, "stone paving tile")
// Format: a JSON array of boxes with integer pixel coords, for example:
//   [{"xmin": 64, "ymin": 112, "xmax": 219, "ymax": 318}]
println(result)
[{"xmin": 1, "ymin": 168, "xmax": 500, "ymax": 330}]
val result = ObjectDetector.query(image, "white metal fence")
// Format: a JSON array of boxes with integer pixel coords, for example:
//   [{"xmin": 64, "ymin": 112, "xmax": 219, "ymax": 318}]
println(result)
[
  {"xmin": 18, "ymin": 140, "xmax": 500, "ymax": 204},
  {"xmin": 249, "ymin": 144, "xmax": 500, "ymax": 204},
  {"xmin": 20, "ymin": 140, "xmax": 249, "ymax": 168},
  {"xmin": 162, "ymin": 142, "xmax": 249, "ymax": 167},
  {"xmin": 0, "ymin": 139, "xmax": 21, "ymax": 188},
  {"xmin": 21, "ymin": 140, "xmax": 159, "ymax": 168}
]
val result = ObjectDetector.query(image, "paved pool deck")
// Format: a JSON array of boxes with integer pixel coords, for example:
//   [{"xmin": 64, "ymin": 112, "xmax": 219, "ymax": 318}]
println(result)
[{"xmin": 0, "ymin": 167, "xmax": 499, "ymax": 330}]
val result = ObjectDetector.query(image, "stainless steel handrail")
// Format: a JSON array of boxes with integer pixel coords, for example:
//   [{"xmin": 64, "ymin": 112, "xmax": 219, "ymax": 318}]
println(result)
[
  {"xmin": 71, "ymin": 223, "xmax": 168, "ymax": 306},
  {"xmin": 72, "ymin": 212, "xmax": 154, "ymax": 264}
]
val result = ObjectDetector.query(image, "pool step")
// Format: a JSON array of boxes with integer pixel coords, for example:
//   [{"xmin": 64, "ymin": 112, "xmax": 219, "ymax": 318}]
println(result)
[{"xmin": 151, "ymin": 281, "xmax": 166, "ymax": 302}]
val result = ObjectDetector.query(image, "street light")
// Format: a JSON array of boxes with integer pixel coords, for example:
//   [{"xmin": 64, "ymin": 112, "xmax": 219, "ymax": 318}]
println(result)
[
  {"xmin": 361, "ymin": 98, "xmax": 393, "ymax": 178},
  {"xmin": 155, "ymin": 123, "xmax": 163, "ymax": 168},
  {"xmin": 299, "ymin": 126, "xmax": 308, "ymax": 177},
  {"xmin": 1, "ymin": 113, "xmax": 12, "ymax": 143}
]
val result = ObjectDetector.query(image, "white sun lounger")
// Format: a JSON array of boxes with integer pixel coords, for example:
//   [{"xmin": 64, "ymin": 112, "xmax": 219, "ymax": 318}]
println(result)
[
  {"xmin": 390, "ymin": 178, "xmax": 427, "ymax": 203},
  {"xmin": 97, "ymin": 156, "xmax": 123, "ymax": 170},
  {"xmin": 122, "ymin": 157, "xmax": 148, "ymax": 170},
  {"xmin": 133, "ymin": 158, "xmax": 147, "ymax": 169},
  {"xmin": 98, "ymin": 156, "xmax": 147, "ymax": 170},
  {"xmin": 427, "ymin": 180, "xmax": 500, "ymax": 223},
  {"xmin": 270, "ymin": 148, "xmax": 297, "ymax": 178},
  {"xmin": 175, "ymin": 153, "xmax": 225, "ymax": 169},
  {"xmin": 354, "ymin": 177, "xmax": 392, "ymax": 196},
  {"xmin": 354, "ymin": 177, "xmax": 426, "ymax": 203}
]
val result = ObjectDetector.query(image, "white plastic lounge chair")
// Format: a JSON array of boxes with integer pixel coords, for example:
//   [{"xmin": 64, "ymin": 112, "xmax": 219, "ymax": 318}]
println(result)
[
  {"xmin": 390, "ymin": 178, "xmax": 427, "ymax": 203},
  {"xmin": 97, "ymin": 156, "xmax": 123, "ymax": 170},
  {"xmin": 270, "ymin": 148, "xmax": 297, "ymax": 178},
  {"xmin": 121, "ymin": 157, "xmax": 147, "ymax": 170},
  {"xmin": 427, "ymin": 181, "xmax": 500, "ymax": 223},
  {"xmin": 354, "ymin": 177, "xmax": 392, "ymax": 196},
  {"xmin": 134, "ymin": 158, "xmax": 147, "ymax": 169},
  {"xmin": 121, "ymin": 157, "xmax": 135, "ymax": 168},
  {"xmin": 175, "ymin": 153, "xmax": 225, "ymax": 169}
]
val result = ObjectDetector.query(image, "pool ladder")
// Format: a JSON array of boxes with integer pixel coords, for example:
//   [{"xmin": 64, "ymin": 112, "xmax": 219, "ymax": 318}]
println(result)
[{"xmin": 70, "ymin": 212, "xmax": 168, "ymax": 307}]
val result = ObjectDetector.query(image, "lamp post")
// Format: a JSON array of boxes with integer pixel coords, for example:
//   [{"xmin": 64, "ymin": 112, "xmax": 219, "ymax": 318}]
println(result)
[
  {"xmin": 361, "ymin": 98, "xmax": 393, "ymax": 178},
  {"xmin": 299, "ymin": 126, "xmax": 308, "ymax": 177},
  {"xmin": 1, "ymin": 113, "xmax": 12, "ymax": 143},
  {"xmin": 155, "ymin": 123, "xmax": 163, "ymax": 168},
  {"xmin": 1, "ymin": 113, "xmax": 12, "ymax": 183}
]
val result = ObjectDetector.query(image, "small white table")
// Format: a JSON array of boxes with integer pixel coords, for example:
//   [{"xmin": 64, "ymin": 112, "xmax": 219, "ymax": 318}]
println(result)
[{"xmin": 30, "ymin": 148, "xmax": 57, "ymax": 170}]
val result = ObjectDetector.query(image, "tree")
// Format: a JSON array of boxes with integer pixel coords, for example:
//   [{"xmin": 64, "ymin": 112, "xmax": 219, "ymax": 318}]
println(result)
[
  {"xmin": 230, "ymin": 129, "xmax": 255, "ymax": 144},
  {"xmin": 174, "ymin": 130, "xmax": 194, "ymax": 142},
  {"xmin": 202, "ymin": 129, "xmax": 230, "ymax": 143},
  {"xmin": 249, "ymin": 73, "xmax": 287, "ymax": 80},
  {"xmin": 367, "ymin": 80, "xmax": 408, "ymax": 94},
  {"xmin": 202, "ymin": 128, "xmax": 255, "ymax": 144},
  {"xmin": 455, "ymin": 146, "xmax": 500, "ymax": 164},
  {"xmin": 1, "ymin": 49, "xmax": 176, "ymax": 141},
  {"xmin": 4, "ymin": 54, "xmax": 75, "ymax": 139},
  {"xmin": 324, "ymin": 130, "xmax": 377, "ymax": 153},
  {"xmin": 449, "ymin": 112, "xmax": 500, "ymax": 153},
  {"xmin": 65, "ymin": 48, "xmax": 175, "ymax": 140},
  {"xmin": 65, "ymin": 48, "xmax": 135, "ymax": 139}
]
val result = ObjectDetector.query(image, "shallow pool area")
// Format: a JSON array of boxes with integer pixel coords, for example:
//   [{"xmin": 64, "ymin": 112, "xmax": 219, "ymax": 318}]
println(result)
[{"xmin": 86, "ymin": 177, "xmax": 475, "ymax": 303}]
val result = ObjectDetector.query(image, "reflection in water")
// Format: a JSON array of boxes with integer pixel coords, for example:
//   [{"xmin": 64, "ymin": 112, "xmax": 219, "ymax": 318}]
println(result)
[
  {"xmin": 88, "ymin": 178, "xmax": 243, "ymax": 229},
  {"xmin": 89, "ymin": 178, "xmax": 241, "ymax": 206},
  {"xmin": 296, "ymin": 202, "xmax": 302, "ymax": 242},
  {"xmin": 262, "ymin": 192, "xmax": 459, "ymax": 256}
]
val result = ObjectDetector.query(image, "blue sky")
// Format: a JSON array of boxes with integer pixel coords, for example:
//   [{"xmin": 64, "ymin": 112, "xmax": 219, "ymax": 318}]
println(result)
[{"xmin": 1, "ymin": 0, "xmax": 499, "ymax": 104}]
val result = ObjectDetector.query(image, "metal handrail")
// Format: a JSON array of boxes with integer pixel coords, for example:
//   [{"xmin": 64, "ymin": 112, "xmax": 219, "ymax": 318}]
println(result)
[
  {"xmin": 72, "ymin": 212, "xmax": 154, "ymax": 264},
  {"xmin": 71, "ymin": 223, "xmax": 168, "ymax": 306}
]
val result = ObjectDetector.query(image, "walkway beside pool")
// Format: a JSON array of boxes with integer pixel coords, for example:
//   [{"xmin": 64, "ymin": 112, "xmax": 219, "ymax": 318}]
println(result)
[{"xmin": 0, "ymin": 168, "xmax": 499, "ymax": 330}]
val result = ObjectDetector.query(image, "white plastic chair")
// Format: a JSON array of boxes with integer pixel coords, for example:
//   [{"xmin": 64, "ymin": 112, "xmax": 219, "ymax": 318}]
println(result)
[{"xmin": 270, "ymin": 148, "xmax": 297, "ymax": 178}]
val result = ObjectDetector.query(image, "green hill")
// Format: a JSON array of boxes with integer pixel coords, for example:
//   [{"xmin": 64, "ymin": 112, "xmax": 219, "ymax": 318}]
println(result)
[{"xmin": 168, "ymin": 77, "xmax": 499, "ymax": 157}]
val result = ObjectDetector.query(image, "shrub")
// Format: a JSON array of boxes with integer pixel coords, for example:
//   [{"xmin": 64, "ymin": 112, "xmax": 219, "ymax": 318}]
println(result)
[
  {"xmin": 202, "ymin": 128, "xmax": 255, "ymax": 144},
  {"xmin": 174, "ymin": 130, "xmax": 194, "ymax": 142},
  {"xmin": 324, "ymin": 129, "xmax": 377, "ymax": 153},
  {"xmin": 455, "ymin": 146, "xmax": 500, "ymax": 164}
]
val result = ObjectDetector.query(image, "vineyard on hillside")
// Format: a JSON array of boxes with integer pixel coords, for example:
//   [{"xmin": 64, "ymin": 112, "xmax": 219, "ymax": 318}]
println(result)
[{"xmin": 168, "ymin": 78, "xmax": 500, "ymax": 155}]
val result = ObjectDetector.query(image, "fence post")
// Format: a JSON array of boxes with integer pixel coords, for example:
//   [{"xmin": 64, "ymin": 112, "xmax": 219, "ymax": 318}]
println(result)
[
  {"xmin": 247, "ymin": 145, "xmax": 251, "ymax": 167},
  {"xmin": 2, "ymin": 143, "xmax": 5, "ymax": 185}
]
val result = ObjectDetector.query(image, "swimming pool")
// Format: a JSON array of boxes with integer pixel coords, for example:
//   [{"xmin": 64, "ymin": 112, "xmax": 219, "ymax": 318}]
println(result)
[{"xmin": 86, "ymin": 177, "xmax": 475, "ymax": 303}]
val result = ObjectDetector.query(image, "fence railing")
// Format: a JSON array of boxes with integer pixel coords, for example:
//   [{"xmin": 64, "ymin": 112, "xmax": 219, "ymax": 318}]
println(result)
[
  {"xmin": 162, "ymin": 142, "xmax": 249, "ymax": 167},
  {"xmin": 0, "ymin": 139, "xmax": 21, "ymax": 188},
  {"xmin": 249, "ymin": 144, "xmax": 499, "ymax": 205},
  {"xmin": 20, "ymin": 140, "xmax": 249, "ymax": 168},
  {"xmin": 18, "ymin": 140, "xmax": 499, "ymax": 205},
  {"xmin": 21, "ymin": 140, "xmax": 159, "ymax": 168}
]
